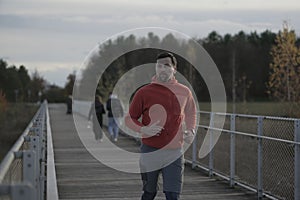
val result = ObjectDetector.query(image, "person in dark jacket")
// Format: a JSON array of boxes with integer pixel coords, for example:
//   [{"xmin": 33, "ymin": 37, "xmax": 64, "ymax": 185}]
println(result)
[
  {"xmin": 106, "ymin": 93, "xmax": 124, "ymax": 142},
  {"xmin": 66, "ymin": 95, "xmax": 72, "ymax": 114},
  {"xmin": 89, "ymin": 95, "xmax": 106, "ymax": 142}
]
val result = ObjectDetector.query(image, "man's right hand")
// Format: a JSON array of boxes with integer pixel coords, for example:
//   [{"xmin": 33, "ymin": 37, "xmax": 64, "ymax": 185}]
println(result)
[{"xmin": 140, "ymin": 121, "xmax": 164, "ymax": 137}]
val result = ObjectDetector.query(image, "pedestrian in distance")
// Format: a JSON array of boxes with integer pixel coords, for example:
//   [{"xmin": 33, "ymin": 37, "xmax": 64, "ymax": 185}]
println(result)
[
  {"xmin": 106, "ymin": 92, "xmax": 124, "ymax": 142},
  {"xmin": 66, "ymin": 95, "xmax": 72, "ymax": 114},
  {"xmin": 88, "ymin": 95, "xmax": 106, "ymax": 142},
  {"xmin": 125, "ymin": 52, "xmax": 197, "ymax": 200}
]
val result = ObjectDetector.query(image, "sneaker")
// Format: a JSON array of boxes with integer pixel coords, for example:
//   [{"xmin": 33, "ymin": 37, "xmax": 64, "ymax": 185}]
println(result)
[
  {"xmin": 99, "ymin": 139, "xmax": 103, "ymax": 142},
  {"xmin": 114, "ymin": 138, "xmax": 118, "ymax": 142}
]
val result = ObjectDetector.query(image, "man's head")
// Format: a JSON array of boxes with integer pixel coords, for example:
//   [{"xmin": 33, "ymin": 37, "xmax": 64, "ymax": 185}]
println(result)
[{"xmin": 155, "ymin": 52, "xmax": 177, "ymax": 83}]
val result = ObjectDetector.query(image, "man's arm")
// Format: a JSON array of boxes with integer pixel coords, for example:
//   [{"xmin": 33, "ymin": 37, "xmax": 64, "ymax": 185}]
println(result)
[
  {"xmin": 183, "ymin": 91, "xmax": 197, "ymax": 143},
  {"xmin": 184, "ymin": 91, "xmax": 197, "ymax": 130}
]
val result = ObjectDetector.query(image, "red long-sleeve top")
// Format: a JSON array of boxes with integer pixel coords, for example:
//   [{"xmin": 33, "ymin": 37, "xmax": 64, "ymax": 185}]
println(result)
[{"xmin": 125, "ymin": 76, "xmax": 197, "ymax": 149}]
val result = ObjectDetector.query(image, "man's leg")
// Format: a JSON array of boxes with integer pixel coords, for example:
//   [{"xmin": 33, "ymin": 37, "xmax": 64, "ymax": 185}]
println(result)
[
  {"xmin": 141, "ymin": 191, "xmax": 157, "ymax": 200},
  {"xmin": 162, "ymin": 155, "xmax": 184, "ymax": 200},
  {"xmin": 164, "ymin": 192, "xmax": 180, "ymax": 200},
  {"xmin": 112, "ymin": 118, "xmax": 119, "ymax": 141},
  {"xmin": 93, "ymin": 117, "xmax": 100, "ymax": 140},
  {"xmin": 140, "ymin": 170, "xmax": 159, "ymax": 200},
  {"xmin": 98, "ymin": 115, "xmax": 103, "ymax": 140},
  {"xmin": 108, "ymin": 118, "xmax": 114, "ymax": 139},
  {"xmin": 140, "ymin": 144, "xmax": 160, "ymax": 200}
]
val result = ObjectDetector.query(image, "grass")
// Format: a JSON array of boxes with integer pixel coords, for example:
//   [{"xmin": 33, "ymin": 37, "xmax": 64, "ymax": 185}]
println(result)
[
  {"xmin": 0, "ymin": 103, "xmax": 38, "ymax": 162},
  {"xmin": 198, "ymin": 101, "xmax": 299, "ymax": 118}
]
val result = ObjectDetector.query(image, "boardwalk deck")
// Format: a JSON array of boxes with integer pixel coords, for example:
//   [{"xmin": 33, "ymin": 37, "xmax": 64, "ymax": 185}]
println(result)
[{"xmin": 49, "ymin": 104, "xmax": 258, "ymax": 200}]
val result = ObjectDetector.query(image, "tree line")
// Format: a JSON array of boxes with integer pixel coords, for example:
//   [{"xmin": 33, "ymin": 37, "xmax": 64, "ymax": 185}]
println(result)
[
  {"xmin": 0, "ymin": 59, "xmax": 75, "ymax": 106},
  {"xmin": 78, "ymin": 28, "xmax": 300, "ymax": 107}
]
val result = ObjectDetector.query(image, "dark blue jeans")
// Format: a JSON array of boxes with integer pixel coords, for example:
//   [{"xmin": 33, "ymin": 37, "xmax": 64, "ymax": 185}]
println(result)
[
  {"xmin": 140, "ymin": 144, "xmax": 183, "ymax": 200},
  {"xmin": 108, "ymin": 117, "xmax": 119, "ymax": 139},
  {"xmin": 141, "ymin": 191, "xmax": 180, "ymax": 200}
]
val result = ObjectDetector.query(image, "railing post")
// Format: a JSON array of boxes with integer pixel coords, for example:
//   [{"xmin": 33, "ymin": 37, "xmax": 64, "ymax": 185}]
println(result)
[
  {"xmin": 295, "ymin": 120, "xmax": 300, "ymax": 200},
  {"xmin": 192, "ymin": 133, "xmax": 197, "ymax": 169},
  {"xmin": 230, "ymin": 114, "xmax": 236, "ymax": 187},
  {"xmin": 257, "ymin": 117, "xmax": 263, "ymax": 199},
  {"xmin": 22, "ymin": 150, "xmax": 37, "ymax": 200},
  {"xmin": 11, "ymin": 184, "xmax": 35, "ymax": 200},
  {"xmin": 29, "ymin": 136, "xmax": 42, "ymax": 200},
  {"xmin": 209, "ymin": 112, "xmax": 215, "ymax": 177}
]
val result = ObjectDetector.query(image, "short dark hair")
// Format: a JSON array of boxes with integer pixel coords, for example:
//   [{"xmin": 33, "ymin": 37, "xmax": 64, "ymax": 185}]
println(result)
[{"xmin": 156, "ymin": 52, "xmax": 177, "ymax": 68}]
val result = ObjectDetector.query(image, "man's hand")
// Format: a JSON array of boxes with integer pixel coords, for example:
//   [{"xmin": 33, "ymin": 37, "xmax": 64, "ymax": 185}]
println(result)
[
  {"xmin": 140, "ymin": 121, "xmax": 164, "ymax": 137},
  {"xmin": 184, "ymin": 130, "xmax": 195, "ymax": 144}
]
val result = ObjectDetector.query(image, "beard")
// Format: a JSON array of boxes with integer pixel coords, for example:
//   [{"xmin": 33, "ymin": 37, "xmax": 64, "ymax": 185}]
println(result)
[{"xmin": 158, "ymin": 72, "xmax": 171, "ymax": 82}]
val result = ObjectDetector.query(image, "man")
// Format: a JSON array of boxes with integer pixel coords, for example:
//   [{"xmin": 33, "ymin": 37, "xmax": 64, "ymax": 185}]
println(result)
[{"xmin": 125, "ymin": 52, "xmax": 197, "ymax": 200}]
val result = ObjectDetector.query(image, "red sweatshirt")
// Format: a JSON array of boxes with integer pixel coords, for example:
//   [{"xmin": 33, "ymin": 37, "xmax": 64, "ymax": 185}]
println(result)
[{"xmin": 125, "ymin": 76, "xmax": 197, "ymax": 149}]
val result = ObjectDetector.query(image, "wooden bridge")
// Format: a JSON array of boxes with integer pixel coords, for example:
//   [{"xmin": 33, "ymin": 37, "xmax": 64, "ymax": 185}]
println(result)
[{"xmin": 49, "ymin": 104, "xmax": 258, "ymax": 200}]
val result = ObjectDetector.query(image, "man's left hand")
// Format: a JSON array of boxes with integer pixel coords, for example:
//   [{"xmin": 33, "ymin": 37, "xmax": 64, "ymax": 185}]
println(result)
[{"xmin": 183, "ymin": 130, "xmax": 195, "ymax": 144}]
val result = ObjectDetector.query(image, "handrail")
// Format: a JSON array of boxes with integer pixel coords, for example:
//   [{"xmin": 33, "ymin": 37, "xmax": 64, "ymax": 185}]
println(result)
[{"xmin": 46, "ymin": 102, "xmax": 59, "ymax": 200}]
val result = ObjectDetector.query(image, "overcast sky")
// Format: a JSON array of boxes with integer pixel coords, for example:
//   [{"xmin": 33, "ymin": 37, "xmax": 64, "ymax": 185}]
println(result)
[{"xmin": 0, "ymin": 0, "xmax": 299, "ymax": 87}]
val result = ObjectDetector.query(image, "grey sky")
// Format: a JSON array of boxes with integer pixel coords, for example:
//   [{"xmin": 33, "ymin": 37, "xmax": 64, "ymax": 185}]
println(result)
[{"xmin": 0, "ymin": 0, "xmax": 299, "ymax": 86}]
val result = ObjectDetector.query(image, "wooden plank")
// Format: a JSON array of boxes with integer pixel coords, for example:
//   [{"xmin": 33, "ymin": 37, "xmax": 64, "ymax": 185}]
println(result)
[{"xmin": 49, "ymin": 104, "xmax": 258, "ymax": 200}]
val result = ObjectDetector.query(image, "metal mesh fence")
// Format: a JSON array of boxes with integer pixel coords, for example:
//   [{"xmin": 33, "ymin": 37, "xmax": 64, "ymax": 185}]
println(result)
[
  {"xmin": 262, "ymin": 139, "xmax": 294, "ymax": 199},
  {"xmin": 235, "ymin": 133, "xmax": 258, "ymax": 187},
  {"xmin": 212, "ymin": 130, "xmax": 231, "ymax": 176},
  {"xmin": 185, "ymin": 111, "xmax": 298, "ymax": 200},
  {"xmin": 211, "ymin": 114, "xmax": 231, "ymax": 177},
  {"xmin": 262, "ymin": 118, "xmax": 295, "ymax": 200},
  {"xmin": 235, "ymin": 116, "xmax": 258, "ymax": 187}
]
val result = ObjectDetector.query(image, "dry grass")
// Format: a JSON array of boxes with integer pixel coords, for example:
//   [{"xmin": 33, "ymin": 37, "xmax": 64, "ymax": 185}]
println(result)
[
  {"xmin": 199, "ymin": 101, "xmax": 300, "ymax": 118},
  {"xmin": 0, "ymin": 103, "xmax": 38, "ymax": 162}
]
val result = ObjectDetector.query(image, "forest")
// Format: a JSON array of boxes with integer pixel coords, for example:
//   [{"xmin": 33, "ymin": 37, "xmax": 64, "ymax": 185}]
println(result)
[
  {"xmin": 78, "ymin": 28, "xmax": 300, "ymax": 109},
  {"xmin": 0, "ymin": 59, "xmax": 75, "ymax": 105}
]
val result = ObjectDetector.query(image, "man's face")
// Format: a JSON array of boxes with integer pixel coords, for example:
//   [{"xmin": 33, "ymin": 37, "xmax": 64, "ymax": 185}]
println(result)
[{"xmin": 155, "ymin": 57, "xmax": 176, "ymax": 82}]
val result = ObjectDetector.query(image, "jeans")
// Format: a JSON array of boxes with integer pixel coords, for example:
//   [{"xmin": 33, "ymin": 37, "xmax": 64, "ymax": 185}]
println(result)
[
  {"xmin": 108, "ymin": 117, "xmax": 119, "ymax": 139},
  {"xmin": 141, "ymin": 191, "xmax": 180, "ymax": 200},
  {"xmin": 140, "ymin": 144, "xmax": 183, "ymax": 200}
]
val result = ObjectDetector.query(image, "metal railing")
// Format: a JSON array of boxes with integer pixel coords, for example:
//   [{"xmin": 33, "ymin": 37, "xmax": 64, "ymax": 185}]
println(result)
[
  {"xmin": 0, "ymin": 101, "xmax": 58, "ymax": 200},
  {"xmin": 185, "ymin": 111, "xmax": 300, "ymax": 200}
]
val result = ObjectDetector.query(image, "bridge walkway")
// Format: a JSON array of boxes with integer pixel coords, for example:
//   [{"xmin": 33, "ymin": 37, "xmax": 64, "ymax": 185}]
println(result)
[{"xmin": 49, "ymin": 104, "xmax": 257, "ymax": 200}]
